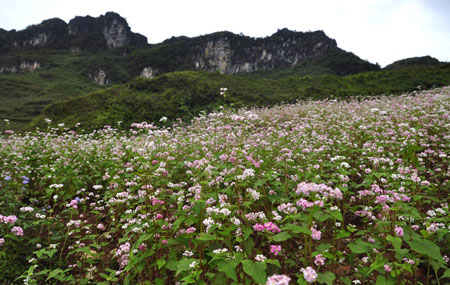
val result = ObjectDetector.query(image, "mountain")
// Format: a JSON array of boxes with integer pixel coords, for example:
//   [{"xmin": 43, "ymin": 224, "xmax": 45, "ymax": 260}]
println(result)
[
  {"xmin": 0, "ymin": 12, "xmax": 147, "ymax": 52},
  {"xmin": 384, "ymin": 56, "xmax": 442, "ymax": 70},
  {"xmin": 0, "ymin": 12, "xmax": 449, "ymax": 132}
]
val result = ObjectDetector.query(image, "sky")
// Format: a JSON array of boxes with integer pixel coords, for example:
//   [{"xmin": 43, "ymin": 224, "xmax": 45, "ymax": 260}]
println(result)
[{"xmin": 0, "ymin": 0, "xmax": 449, "ymax": 67}]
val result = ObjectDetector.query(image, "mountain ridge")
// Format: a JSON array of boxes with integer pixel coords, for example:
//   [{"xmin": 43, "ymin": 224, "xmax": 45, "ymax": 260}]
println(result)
[{"xmin": 0, "ymin": 12, "xmax": 448, "ymax": 132}]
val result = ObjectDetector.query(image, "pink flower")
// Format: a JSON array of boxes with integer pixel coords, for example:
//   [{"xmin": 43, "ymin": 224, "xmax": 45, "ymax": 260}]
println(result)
[
  {"xmin": 253, "ymin": 223, "xmax": 265, "ymax": 232},
  {"xmin": 314, "ymin": 254, "xmax": 325, "ymax": 266},
  {"xmin": 4, "ymin": 215, "xmax": 17, "ymax": 224},
  {"xmin": 155, "ymin": 213, "xmax": 163, "ymax": 220},
  {"xmin": 384, "ymin": 264, "xmax": 392, "ymax": 272},
  {"xmin": 186, "ymin": 227, "xmax": 196, "ymax": 234},
  {"xmin": 270, "ymin": 245, "xmax": 282, "ymax": 256},
  {"xmin": 301, "ymin": 266, "xmax": 317, "ymax": 283},
  {"xmin": 138, "ymin": 244, "xmax": 146, "ymax": 251},
  {"xmin": 0, "ymin": 238, "xmax": 4, "ymax": 246},
  {"xmin": 264, "ymin": 222, "xmax": 281, "ymax": 233},
  {"xmin": 12, "ymin": 226, "xmax": 23, "ymax": 236},
  {"xmin": 311, "ymin": 228, "xmax": 321, "ymax": 240},
  {"xmin": 266, "ymin": 274, "xmax": 291, "ymax": 285},
  {"xmin": 97, "ymin": 224, "xmax": 105, "ymax": 230},
  {"xmin": 395, "ymin": 226, "xmax": 404, "ymax": 237},
  {"xmin": 161, "ymin": 239, "xmax": 168, "ymax": 245}
]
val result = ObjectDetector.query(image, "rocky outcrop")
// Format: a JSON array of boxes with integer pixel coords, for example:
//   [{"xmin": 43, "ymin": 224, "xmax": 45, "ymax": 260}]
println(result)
[
  {"xmin": 0, "ymin": 61, "xmax": 40, "ymax": 74},
  {"xmin": 140, "ymin": 67, "xmax": 159, "ymax": 78},
  {"xmin": 0, "ymin": 12, "xmax": 148, "ymax": 51},
  {"xmin": 68, "ymin": 12, "xmax": 147, "ymax": 50},
  {"xmin": 89, "ymin": 68, "xmax": 110, "ymax": 85},
  {"xmin": 190, "ymin": 29, "xmax": 339, "ymax": 74}
]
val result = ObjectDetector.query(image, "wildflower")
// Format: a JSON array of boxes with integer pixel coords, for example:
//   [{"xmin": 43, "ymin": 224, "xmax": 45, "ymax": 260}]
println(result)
[
  {"xmin": 311, "ymin": 228, "xmax": 321, "ymax": 240},
  {"xmin": 270, "ymin": 245, "xmax": 282, "ymax": 256},
  {"xmin": 186, "ymin": 227, "xmax": 196, "ymax": 234},
  {"xmin": 266, "ymin": 274, "xmax": 291, "ymax": 285},
  {"xmin": 255, "ymin": 254, "xmax": 267, "ymax": 262},
  {"xmin": 300, "ymin": 267, "xmax": 318, "ymax": 283},
  {"xmin": 97, "ymin": 224, "xmax": 105, "ymax": 230},
  {"xmin": 189, "ymin": 261, "xmax": 198, "ymax": 268},
  {"xmin": 161, "ymin": 239, "xmax": 168, "ymax": 245},
  {"xmin": 395, "ymin": 226, "xmax": 404, "ymax": 237},
  {"xmin": 314, "ymin": 254, "xmax": 325, "ymax": 266},
  {"xmin": 183, "ymin": 250, "xmax": 194, "ymax": 257},
  {"xmin": 384, "ymin": 264, "xmax": 392, "ymax": 272},
  {"xmin": 0, "ymin": 238, "xmax": 4, "ymax": 246},
  {"xmin": 12, "ymin": 226, "xmax": 24, "ymax": 236}
]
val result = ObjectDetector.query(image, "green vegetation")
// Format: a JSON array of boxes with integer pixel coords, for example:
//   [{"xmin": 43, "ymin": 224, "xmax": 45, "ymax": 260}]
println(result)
[{"xmin": 29, "ymin": 64, "xmax": 450, "ymax": 132}]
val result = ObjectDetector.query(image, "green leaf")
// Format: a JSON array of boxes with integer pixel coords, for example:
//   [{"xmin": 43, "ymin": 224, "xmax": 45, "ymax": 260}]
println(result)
[
  {"xmin": 313, "ymin": 211, "xmax": 331, "ymax": 222},
  {"xmin": 386, "ymin": 235, "xmax": 402, "ymax": 252},
  {"xmin": 157, "ymin": 259, "xmax": 166, "ymax": 269},
  {"xmin": 242, "ymin": 260, "xmax": 266, "ymax": 284},
  {"xmin": 181, "ymin": 276, "xmax": 196, "ymax": 283},
  {"xmin": 318, "ymin": 271, "xmax": 335, "ymax": 285},
  {"xmin": 176, "ymin": 258, "xmax": 194, "ymax": 276},
  {"xmin": 244, "ymin": 237, "xmax": 255, "ymax": 256},
  {"xmin": 272, "ymin": 231, "xmax": 292, "ymax": 242},
  {"xmin": 265, "ymin": 259, "xmax": 281, "ymax": 268},
  {"xmin": 197, "ymin": 234, "xmax": 222, "ymax": 241},
  {"xmin": 407, "ymin": 239, "xmax": 444, "ymax": 263},
  {"xmin": 46, "ymin": 268, "xmax": 64, "ymax": 281},
  {"xmin": 217, "ymin": 260, "xmax": 238, "ymax": 282},
  {"xmin": 376, "ymin": 275, "xmax": 386, "ymax": 285},
  {"xmin": 348, "ymin": 240, "xmax": 371, "ymax": 254},
  {"xmin": 442, "ymin": 269, "xmax": 450, "ymax": 279},
  {"xmin": 368, "ymin": 255, "xmax": 386, "ymax": 275},
  {"xmin": 330, "ymin": 210, "xmax": 343, "ymax": 221},
  {"xmin": 282, "ymin": 224, "xmax": 311, "ymax": 234}
]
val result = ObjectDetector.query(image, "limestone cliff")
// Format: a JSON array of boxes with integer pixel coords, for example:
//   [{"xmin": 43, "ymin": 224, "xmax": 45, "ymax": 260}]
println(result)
[{"xmin": 0, "ymin": 12, "xmax": 148, "ymax": 51}]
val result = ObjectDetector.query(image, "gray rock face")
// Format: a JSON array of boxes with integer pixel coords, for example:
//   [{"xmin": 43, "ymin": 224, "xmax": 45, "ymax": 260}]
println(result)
[
  {"xmin": 189, "ymin": 29, "xmax": 338, "ymax": 74},
  {"xmin": 102, "ymin": 18, "xmax": 128, "ymax": 48},
  {"xmin": 0, "ymin": 61, "xmax": 40, "ymax": 74},
  {"xmin": 1, "ymin": 12, "xmax": 148, "ymax": 51},
  {"xmin": 89, "ymin": 68, "xmax": 110, "ymax": 85},
  {"xmin": 140, "ymin": 67, "xmax": 159, "ymax": 78},
  {"xmin": 67, "ymin": 12, "xmax": 147, "ymax": 50}
]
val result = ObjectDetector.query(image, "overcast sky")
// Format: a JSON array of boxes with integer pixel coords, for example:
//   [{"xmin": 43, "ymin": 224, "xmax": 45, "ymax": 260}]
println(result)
[{"xmin": 1, "ymin": 0, "xmax": 449, "ymax": 66}]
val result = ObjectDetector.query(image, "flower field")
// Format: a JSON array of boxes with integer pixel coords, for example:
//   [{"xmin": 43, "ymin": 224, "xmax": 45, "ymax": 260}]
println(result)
[{"xmin": 1, "ymin": 87, "xmax": 450, "ymax": 284}]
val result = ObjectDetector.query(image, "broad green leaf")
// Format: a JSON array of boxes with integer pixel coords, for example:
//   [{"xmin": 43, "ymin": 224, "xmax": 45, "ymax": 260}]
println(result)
[
  {"xmin": 265, "ymin": 259, "xmax": 281, "ymax": 268},
  {"xmin": 330, "ymin": 210, "xmax": 343, "ymax": 221},
  {"xmin": 376, "ymin": 275, "xmax": 386, "ymax": 285},
  {"xmin": 176, "ymin": 258, "xmax": 194, "ymax": 276},
  {"xmin": 242, "ymin": 260, "xmax": 266, "ymax": 284},
  {"xmin": 407, "ymin": 239, "xmax": 444, "ymax": 263},
  {"xmin": 281, "ymin": 224, "xmax": 310, "ymax": 234},
  {"xmin": 348, "ymin": 240, "xmax": 371, "ymax": 254},
  {"xmin": 318, "ymin": 271, "xmax": 335, "ymax": 285},
  {"xmin": 442, "ymin": 269, "xmax": 450, "ymax": 279},
  {"xmin": 157, "ymin": 259, "xmax": 166, "ymax": 269},
  {"xmin": 244, "ymin": 237, "xmax": 255, "ymax": 256},
  {"xmin": 217, "ymin": 260, "xmax": 238, "ymax": 282},
  {"xmin": 197, "ymin": 234, "xmax": 222, "ymax": 241},
  {"xmin": 313, "ymin": 211, "xmax": 331, "ymax": 222},
  {"xmin": 386, "ymin": 235, "xmax": 402, "ymax": 252},
  {"xmin": 46, "ymin": 268, "xmax": 64, "ymax": 281},
  {"xmin": 368, "ymin": 255, "xmax": 386, "ymax": 275},
  {"xmin": 272, "ymin": 231, "xmax": 292, "ymax": 242}
]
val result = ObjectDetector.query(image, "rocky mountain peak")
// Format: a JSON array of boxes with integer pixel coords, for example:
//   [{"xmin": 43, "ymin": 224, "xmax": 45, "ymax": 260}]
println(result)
[{"xmin": 1, "ymin": 12, "xmax": 148, "ymax": 52}]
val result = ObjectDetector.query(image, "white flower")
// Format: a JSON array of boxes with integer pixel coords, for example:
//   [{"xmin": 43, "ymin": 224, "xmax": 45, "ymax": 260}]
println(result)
[
  {"xmin": 189, "ymin": 261, "xmax": 198, "ymax": 268},
  {"xmin": 255, "ymin": 254, "xmax": 267, "ymax": 262}
]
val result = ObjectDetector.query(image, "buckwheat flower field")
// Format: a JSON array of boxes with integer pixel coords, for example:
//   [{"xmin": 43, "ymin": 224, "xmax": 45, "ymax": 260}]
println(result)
[{"xmin": 1, "ymin": 87, "xmax": 450, "ymax": 284}]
